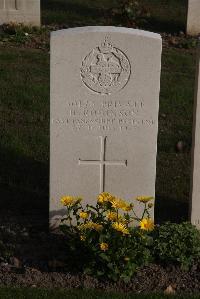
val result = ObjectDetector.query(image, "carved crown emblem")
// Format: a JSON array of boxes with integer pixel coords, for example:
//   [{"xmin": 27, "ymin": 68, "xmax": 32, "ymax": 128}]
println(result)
[{"xmin": 80, "ymin": 37, "xmax": 131, "ymax": 95}]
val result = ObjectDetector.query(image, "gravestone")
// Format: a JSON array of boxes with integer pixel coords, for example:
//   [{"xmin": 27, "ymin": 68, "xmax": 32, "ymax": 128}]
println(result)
[
  {"xmin": 190, "ymin": 46, "xmax": 200, "ymax": 228},
  {"xmin": 187, "ymin": 0, "xmax": 200, "ymax": 36},
  {"xmin": 50, "ymin": 26, "xmax": 162, "ymax": 227},
  {"xmin": 0, "ymin": 0, "xmax": 40, "ymax": 26}
]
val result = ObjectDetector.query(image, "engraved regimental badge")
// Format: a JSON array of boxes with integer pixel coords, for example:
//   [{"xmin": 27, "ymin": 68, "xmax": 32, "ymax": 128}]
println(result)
[{"xmin": 80, "ymin": 37, "xmax": 131, "ymax": 95}]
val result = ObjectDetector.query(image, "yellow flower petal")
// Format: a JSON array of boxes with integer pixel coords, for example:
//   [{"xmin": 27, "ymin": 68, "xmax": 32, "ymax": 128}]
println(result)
[
  {"xmin": 80, "ymin": 235, "xmax": 86, "ymax": 241},
  {"xmin": 60, "ymin": 196, "xmax": 75, "ymax": 206},
  {"xmin": 112, "ymin": 222, "xmax": 129, "ymax": 235},
  {"xmin": 97, "ymin": 192, "xmax": 114, "ymax": 204},
  {"xmin": 100, "ymin": 242, "xmax": 109, "ymax": 251},
  {"xmin": 140, "ymin": 218, "xmax": 154, "ymax": 231},
  {"xmin": 61, "ymin": 195, "xmax": 83, "ymax": 207},
  {"xmin": 79, "ymin": 211, "xmax": 89, "ymax": 219},
  {"xmin": 124, "ymin": 257, "xmax": 130, "ymax": 261},
  {"xmin": 136, "ymin": 196, "xmax": 154, "ymax": 203},
  {"xmin": 110, "ymin": 198, "xmax": 128, "ymax": 210},
  {"xmin": 122, "ymin": 203, "xmax": 133, "ymax": 212},
  {"xmin": 78, "ymin": 221, "xmax": 103, "ymax": 232}
]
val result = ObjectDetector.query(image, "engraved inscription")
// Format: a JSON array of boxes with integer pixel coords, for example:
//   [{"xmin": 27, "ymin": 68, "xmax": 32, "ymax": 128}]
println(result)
[
  {"xmin": 52, "ymin": 99, "xmax": 156, "ymax": 132},
  {"xmin": 79, "ymin": 136, "xmax": 127, "ymax": 192},
  {"xmin": 194, "ymin": 219, "xmax": 200, "ymax": 225},
  {"xmin": 80, "ymin": 37, "xmax": 131, "ymax": 95}
]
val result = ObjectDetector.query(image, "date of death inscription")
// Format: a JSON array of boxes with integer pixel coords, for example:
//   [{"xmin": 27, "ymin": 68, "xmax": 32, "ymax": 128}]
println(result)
[{"xmin": 51, "ymin": 100, "xmax": 156, "ymax": 132}]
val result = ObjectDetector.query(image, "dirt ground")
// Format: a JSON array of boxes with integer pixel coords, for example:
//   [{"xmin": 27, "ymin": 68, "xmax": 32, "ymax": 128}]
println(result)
[{"xmin": 0, "ymin": 223, "xmax": 199, "ymax": 295}]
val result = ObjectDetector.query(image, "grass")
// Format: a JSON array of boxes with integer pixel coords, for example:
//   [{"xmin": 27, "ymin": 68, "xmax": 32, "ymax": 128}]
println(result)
[
  {"xmin": 0, "ymin": 0, "xmax": 197, "ymax": 226},
  {"xmin": 0, "ymin": 0, "xmax": 199, "ymax": 296},
  {"xmin": 0, "ymin": 46, "xmax": 195, "ymax": 225},
  {"xmin": 0, "ymin": 47, "xmax": 49, "ymax": 227},
  {"xmin": 41, "ymin": 0, "xmax": 188, "ymax": 33},
  {"xmin": 140, "ymin": 0, "xmax": 188, "ymax": 33},
  {"xmin": 155, "ymin": 47, "xmax": 196, "ymax": 223},
  {"xmin": 42, "ymin": 0, "xmax": 117, "ymax": 27},
  {"xmin": 0, "ymin": 48, "xmax": 49, "ymax": 158},
  {"xmin": 0, "ymin": 288, "xmax": 200, "ymax": 299}
]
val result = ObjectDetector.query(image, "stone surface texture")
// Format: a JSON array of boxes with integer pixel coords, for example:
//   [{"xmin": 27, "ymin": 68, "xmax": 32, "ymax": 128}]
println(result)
[
  {"xmin": 50, "ymin": 26, "xmax": 162, "ymax": 226},
  {"xmin": 187, "ymin": 0, "xmax": 200, "ymax": 36},
  {"xmin": 190, "ymin": 47, "xmax": 200, "ymax": 229},
  {"xmin": 0, "ymin": 0, "xmax": 40, "ymax": 26}
]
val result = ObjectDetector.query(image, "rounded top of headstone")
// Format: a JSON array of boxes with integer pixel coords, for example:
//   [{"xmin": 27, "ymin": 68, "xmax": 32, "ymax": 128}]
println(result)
[{"xmin": 51, "ymin": 26, "xmax": 161, "ymax": 41}]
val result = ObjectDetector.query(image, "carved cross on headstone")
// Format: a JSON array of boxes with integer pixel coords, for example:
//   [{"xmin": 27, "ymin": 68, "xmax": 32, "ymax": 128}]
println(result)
[
  {"xmin": 90, "ymin": 55, "xmax": 121, "ymax": 87},
  {"xmin": 78, "ymin": 136, "xmax": 127, "ymax": 193}
]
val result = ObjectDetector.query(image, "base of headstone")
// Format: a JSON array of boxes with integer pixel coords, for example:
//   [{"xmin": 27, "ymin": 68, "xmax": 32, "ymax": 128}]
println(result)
[
  {"xmin": 187, "ymin": 0, "xmax": 200, "ymax": 36},
  {"xmin": 0, "ymin": 0, "xmax": 40, "ymax": 26}
]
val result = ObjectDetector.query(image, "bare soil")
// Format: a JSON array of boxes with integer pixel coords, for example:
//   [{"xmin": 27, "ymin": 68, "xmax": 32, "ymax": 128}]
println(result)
[{"xmin": 0, "ymin": 223, "xmax": 200, "ymax": 295}]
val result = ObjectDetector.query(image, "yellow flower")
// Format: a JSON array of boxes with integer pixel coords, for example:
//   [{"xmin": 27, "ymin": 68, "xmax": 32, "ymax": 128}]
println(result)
[
  {"xmin": 110, "ymin": 197, "xmax": 128, "ymax": 210},
  {"xmin": 106, "ymin": 211, "xmax": 124, "ymax": 222},
  {"xmin": 140, "ymin": 218, "xmax": 154, "ymax": 231},
  {"xmin": 80, "ymin": 235, "xmax": 86, "ymax": 241},
  {"xmin": 61, "ymin": 195, "xmax": 82, "ymax": 207},
  {"xmin": 122, "ymin": 203, "xmax": 133, "ymax": 212},
  {"xmin": 61, "ymin": 196, "xmax": 75, "ymax": 206},
  {"xmin": 92, "ymin": 223, "xmax": 103, "ymax": 232},
  {"xmin": 77, "ymin": 224, "xmax": 87, "ymax": 230},
  {"xmin": 106, "ymin": 211, "xmax": 118, "ymax": 221},
  {"xmin": 112, "ymin": 222, "xmax": 130, "ymax": 235},
  {"xmin": 79, "ymin": 211, "xmax": 89, "ymax": 219},
  {"xmin": 78, "ymin": 221, "xmax": 103, "ymax": 232},
  {"xmin": 124, "ymin": 257, "xmax": 130, "ymax": 261},
  {"xmin": 97, "ymin": 192, "xmax": 114, "ymax": 204},
  {"xmin": 136, "ymin": 196, "xmax": 154, "ymax": 203},
  {"xmin": 100, "ymin": 242, "xmax": 109, "ymax": 251}
]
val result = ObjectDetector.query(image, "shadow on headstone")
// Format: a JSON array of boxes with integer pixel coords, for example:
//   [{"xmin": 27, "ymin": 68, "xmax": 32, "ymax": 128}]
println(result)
[
  {"xmin": 0, "ymin": 146, "xmax": 49, "ymax": 230},
  {"xmin": 155, "ymin": 195, "xmax": 189, "ymax": 224},
  {"xmin": 0, "ymin": 148, "xmax": 189, "ymax": 229}
]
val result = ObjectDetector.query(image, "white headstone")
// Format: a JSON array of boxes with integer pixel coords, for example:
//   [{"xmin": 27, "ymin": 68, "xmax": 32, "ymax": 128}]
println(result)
[
  {"xmin": 190, "ymin": 46, "xmax": 200, "ymax": 228},
  {"xmin": 187, "ymin": 0, "xmax": 200, "ymax": 36},
  {"xmin": 0, "ymin": 0, "xmax": 40, "ymax": 26},
  {"xmin": 50, "ymin": 26, "xmax": 162, "ymax": 226}
]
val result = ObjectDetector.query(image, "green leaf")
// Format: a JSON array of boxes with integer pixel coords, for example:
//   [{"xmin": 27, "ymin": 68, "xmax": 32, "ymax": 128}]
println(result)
[
  {"xmin": 83, "ymin": 268, "xmax": 92, "ymax": 275},
  {"xmin": 97, "ymin": 270, "xmax": 104, "ymax": 276},
  {"xmin": 99, "ymin": 253, "xmax": 110, "ymax": 262},
  {"xmin": 107, "ymin": 263, "xmax": 114, "ymax": 269}
]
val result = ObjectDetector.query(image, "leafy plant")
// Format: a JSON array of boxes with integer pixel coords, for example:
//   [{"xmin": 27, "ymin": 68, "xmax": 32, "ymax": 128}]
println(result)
[
  {"xmin": 152, "ymin": 222, "xmax": 200, "ymax": 269},
  {"xmin": 60, "ymin": 193, "xmax": 154, "ymax": 282},
  {"xmin": 110, "ymin": 0, "xmax": 150, "ymax": 27},
  {"xmin": 1, "ymin": 22, "xmax": 48, "ymax": 45},
  {"xmin": 0, "ymin": 225, "xmax": 28, "ymax": 263}
]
